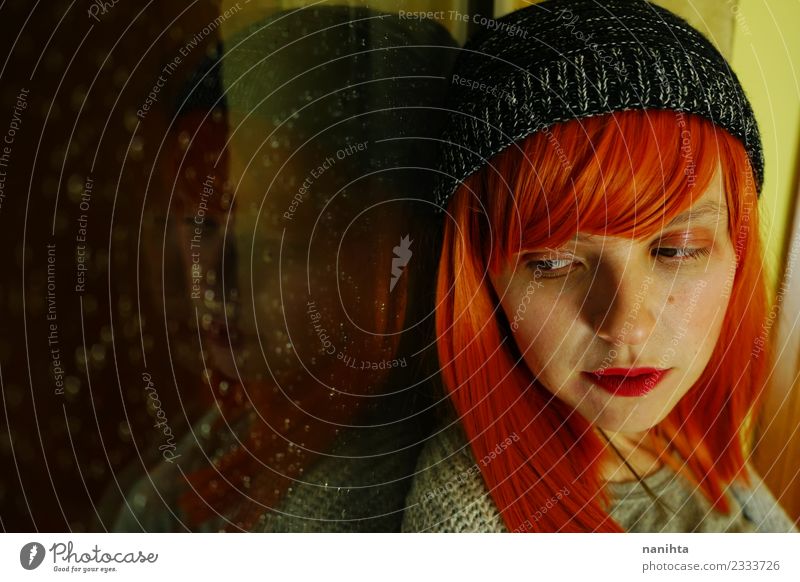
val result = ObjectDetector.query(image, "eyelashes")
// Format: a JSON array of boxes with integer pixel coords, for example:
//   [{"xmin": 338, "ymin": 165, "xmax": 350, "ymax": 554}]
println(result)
[
  {"xmin": 526, "ymin": 260, "xmax": 573, "ymax": 278},
  {"xmin": 654, "ymin": 246, "xmax": 711, "ymax": 261},
  {"xmin": 527, "ymin": 246, "xmax": 712, "ymax": 278},
  {"xmin": 529, "ymin": 257, "xmax": 573, "ymax": 275}
]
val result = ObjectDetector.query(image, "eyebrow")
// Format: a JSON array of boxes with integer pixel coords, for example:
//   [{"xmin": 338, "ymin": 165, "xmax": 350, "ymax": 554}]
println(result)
[
  {"xmin": 663, "ymin": 200, "xmax": 727, "ymax": 227},
  {"xmin": 571, "ymin": 200, "xmax": 727, "ymax": 242}
]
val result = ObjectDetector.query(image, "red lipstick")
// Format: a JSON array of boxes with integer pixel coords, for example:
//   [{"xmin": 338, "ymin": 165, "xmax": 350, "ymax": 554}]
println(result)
[{"xmin": 581, "ymin": 367, "xmax": 670, "ymax": 397}]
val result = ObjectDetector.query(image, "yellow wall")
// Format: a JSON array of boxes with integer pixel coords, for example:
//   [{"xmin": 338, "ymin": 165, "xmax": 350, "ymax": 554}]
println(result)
[{"xmin": 730, "ymin": 1, "xmax": 800, "ymax": 289}]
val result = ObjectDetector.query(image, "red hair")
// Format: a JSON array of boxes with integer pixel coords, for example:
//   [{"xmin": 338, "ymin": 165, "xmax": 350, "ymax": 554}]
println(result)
[{"xmin": 435, "ymin": 109, "xmax": 769, "ymax": 532}]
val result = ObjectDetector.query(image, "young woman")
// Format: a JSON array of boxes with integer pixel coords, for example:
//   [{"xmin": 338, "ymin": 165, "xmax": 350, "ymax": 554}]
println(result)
[{"xmin": 402, "ymin": 0, "xmax": 798, "ymax": 533}]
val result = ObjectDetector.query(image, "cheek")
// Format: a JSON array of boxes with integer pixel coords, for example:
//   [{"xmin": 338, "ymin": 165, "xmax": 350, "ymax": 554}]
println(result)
[
  {"xmin": 665, "ymin": 265, "xmax": 733, "ymax": 354},
  {"xmin": 500, "ymin": 284, "xmax": 577, "ymax": 373}
]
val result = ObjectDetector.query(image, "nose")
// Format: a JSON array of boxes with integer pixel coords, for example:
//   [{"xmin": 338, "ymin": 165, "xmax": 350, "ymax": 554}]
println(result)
[{"xmin": 587, "ymin": 264, "xmax": 657, "ymax": 347}]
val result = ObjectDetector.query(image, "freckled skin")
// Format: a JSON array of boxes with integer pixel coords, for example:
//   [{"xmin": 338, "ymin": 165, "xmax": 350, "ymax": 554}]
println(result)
[{"xmin": 489, "ymin": 165, "xmax": 736, "ymax": 438}]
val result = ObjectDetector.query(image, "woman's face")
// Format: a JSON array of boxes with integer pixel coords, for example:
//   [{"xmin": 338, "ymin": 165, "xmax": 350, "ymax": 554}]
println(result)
[{"xmin": 489, "ymin": 164, "xmax": 737, "ymax": 434}]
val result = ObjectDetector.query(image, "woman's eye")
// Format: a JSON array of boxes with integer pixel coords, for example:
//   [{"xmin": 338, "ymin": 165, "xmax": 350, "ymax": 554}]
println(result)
[
  {"xmin": 527, "ymin": 257, "xmax": 576, "ymax": 277},
  {"xmin": 653, "ymin": 247, "xmax": 711, "ymax": 262}
]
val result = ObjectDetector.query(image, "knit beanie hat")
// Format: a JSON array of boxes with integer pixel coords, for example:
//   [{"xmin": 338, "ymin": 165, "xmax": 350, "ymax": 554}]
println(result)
[{"xmin": 434, "ymin": 0, "xmax": 764, "ymax": 212}]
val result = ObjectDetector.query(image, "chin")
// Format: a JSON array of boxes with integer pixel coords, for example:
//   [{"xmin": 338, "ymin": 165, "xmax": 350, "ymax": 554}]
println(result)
[
  {"xmin": 582, "ymin": 405, "xmax": 665, "ymax": 434},
  {"xmin": 596, "ymin": 418, "xmax": 660, "ymax": 434}
]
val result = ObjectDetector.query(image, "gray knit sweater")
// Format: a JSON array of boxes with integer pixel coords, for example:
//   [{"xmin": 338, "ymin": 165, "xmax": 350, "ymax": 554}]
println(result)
[
  {"xmin": 110, "ymin": 408, "xmax": 798, "ymax": 533},
  {"xmin": 110, "ymin": 407, "xmax": 420, "ymax": 532},
  {"xmin": 401, "ymin": 422, "xmax": 799, "ymax": 533}
]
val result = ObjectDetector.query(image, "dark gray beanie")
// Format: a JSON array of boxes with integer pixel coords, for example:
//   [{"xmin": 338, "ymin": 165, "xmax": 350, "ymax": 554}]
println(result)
[{"xmin": 434, "ymin": 0, "xmax": 764, "ymax": 212}]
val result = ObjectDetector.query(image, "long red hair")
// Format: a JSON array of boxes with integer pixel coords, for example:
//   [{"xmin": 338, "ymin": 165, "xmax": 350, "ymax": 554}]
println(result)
[{"xmin": 435, "ymin": 109, "xmax": 769, "ymax": 532}]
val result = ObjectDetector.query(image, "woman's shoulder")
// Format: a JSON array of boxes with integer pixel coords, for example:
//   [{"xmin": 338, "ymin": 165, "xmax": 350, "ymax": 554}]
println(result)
[
  {"xmin": 727, "ymin": 462, "xmax": 799, "ymax": 533},
  {"xmin": 606, "ymin": 458, "xmax": 798, "ymax": 533},
  {"xmin": 401, "ymin": 421, "xmax": 506, "ymax": 532}
]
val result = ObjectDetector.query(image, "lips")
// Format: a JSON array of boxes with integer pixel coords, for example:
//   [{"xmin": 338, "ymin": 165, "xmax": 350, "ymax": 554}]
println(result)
[{"xmin": 581, "ymin": 367, "xmax": 670, "ymax": 397}]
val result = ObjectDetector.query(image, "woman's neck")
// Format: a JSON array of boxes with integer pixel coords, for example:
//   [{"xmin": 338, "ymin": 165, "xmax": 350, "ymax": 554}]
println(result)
[{"xmin": 596, "ymin": 428, "xmax": 664, "ymax": 484}]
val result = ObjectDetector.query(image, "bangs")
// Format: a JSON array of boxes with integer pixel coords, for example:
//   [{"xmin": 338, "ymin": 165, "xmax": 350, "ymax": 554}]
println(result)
[{"xmin": 478, "ymin": 110, "xmax": 738, "ymax": 274}]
